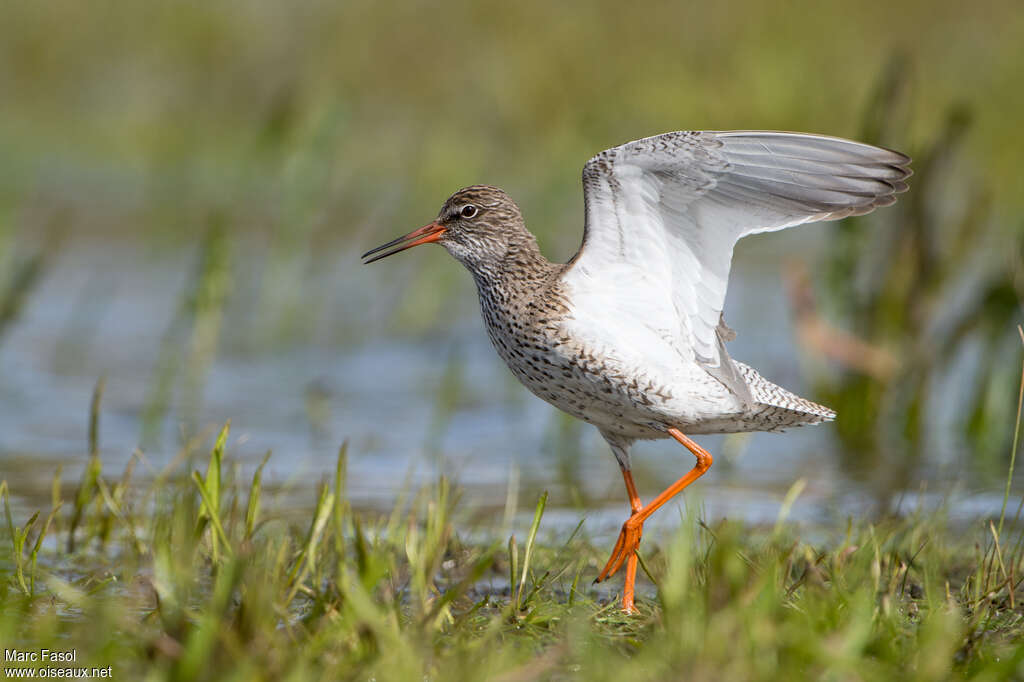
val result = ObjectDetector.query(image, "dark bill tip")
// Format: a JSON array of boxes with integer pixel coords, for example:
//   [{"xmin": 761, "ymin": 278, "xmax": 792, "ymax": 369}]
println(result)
[{"xmin": 361, "ymin": 222, "xmax": 446, "ymax": 264}]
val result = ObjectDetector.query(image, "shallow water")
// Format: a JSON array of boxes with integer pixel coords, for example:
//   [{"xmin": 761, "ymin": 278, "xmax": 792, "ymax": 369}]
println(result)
[{"xmin": 0, "ymin": 232, "xmax": 1018, "ymax": 527}]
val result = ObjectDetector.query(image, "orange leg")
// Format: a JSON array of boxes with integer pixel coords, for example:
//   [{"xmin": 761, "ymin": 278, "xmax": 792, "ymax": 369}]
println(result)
[
  {"xmin": 596, "ymin": 428, "xmax": 714, "ymax": 607},
  {"xmin": 619, "ymin": 468, "xmax": 643, "ymax": 613}
]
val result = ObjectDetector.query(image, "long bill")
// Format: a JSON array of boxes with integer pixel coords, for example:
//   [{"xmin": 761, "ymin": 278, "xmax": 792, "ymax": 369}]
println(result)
[{"xmin": 361, "ymin": 222, "xmax": 447, "ymax": 264}]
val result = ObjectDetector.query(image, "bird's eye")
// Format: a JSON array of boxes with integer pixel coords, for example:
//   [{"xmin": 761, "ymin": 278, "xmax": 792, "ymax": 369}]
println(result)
[{"xmin": 461, "ymin": 205, "xmax": 478, "ymax": 219}]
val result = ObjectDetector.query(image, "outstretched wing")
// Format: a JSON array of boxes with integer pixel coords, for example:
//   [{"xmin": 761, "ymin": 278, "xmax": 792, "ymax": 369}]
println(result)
[{"xmin": 561, "ymin": 130, "xmax": 910, "ymax": 403}]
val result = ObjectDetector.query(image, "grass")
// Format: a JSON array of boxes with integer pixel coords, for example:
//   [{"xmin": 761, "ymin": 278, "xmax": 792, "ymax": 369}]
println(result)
[{"xmin": 2, "ymin": 410, "xmax": 1023, "ymax": 680}]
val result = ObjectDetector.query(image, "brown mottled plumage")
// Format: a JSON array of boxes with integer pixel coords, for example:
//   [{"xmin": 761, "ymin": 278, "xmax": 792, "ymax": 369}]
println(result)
[{"xmin": 363, "ymin": 131, "xmax": 911, "ymax": 613}]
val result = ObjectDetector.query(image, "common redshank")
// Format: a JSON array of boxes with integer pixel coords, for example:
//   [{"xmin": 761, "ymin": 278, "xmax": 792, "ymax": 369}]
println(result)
[{"xmin": 362, "ymin": 131, "xmax": 911, "ymax": 613}]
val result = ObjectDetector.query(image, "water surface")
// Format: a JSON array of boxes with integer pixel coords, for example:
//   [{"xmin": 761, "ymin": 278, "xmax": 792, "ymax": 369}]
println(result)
[{"xmin": 0, "ymin": 232, "xmax": 1015, "ymax": 532}]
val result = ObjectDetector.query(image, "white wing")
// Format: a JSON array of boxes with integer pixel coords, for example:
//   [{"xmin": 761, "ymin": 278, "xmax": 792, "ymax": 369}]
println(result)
[{"xmin": 561, "ymin": 130, "xmax": 911, "ymax": 403}]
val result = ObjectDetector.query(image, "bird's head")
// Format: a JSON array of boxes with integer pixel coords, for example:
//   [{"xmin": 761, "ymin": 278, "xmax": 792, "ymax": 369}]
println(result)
[{"xmin": 361, "ymin": 185, "xmax": 531, "ymax": 274}]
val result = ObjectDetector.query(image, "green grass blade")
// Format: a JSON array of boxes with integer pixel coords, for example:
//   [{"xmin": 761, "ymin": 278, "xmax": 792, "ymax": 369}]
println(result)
[
  {"xmin": 1, "ymin": 480, "xmax": 13, "ymax": 546},
  {"xmin": 88, "ymin": 375, "xmax": 105, "ymax": 457},
  {"xmin": 205, "ymin": 421, "xmax": 230, "ymax": 519},
  {"xmin": 286, "ymin": 483, "xmax": 334, "ymax": 605},
  {"xmin": 245, "ymin": 451, "xmax": 271, "ymax": 541},
  {"xmin": 66, "ymin": 453, "xmax": 101, "ymax": 553},
  {"xmin": 507, "ymin": 533, "xmax": 518, "ymax": 611},
  {"xmin": 422, "ymin": 544, "xmax": 499, "ymax": 627},
  {"xmin": 515, "ymin": 490, "xmax": 547, "ymax": 611},
  {"xmin": 997, "ymin": 326, "xmax": 1024, "ymax": 535},
  {"xmin": 192, "ymin": 470, "xmax": 233, "ymax": 560},
  {"xmin": 333, "ymin": 441, "xmax": 350, "ymax": 569}
]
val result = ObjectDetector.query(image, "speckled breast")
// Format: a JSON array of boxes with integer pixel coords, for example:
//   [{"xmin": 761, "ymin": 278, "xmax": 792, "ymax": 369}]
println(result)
[{"xmin": 476, "ymin": 286, "xmax": 675, "ymax": 440}]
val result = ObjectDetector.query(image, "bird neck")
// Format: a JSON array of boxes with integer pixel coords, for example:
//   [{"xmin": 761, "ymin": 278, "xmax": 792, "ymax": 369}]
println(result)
[{"xmin": 469, "ymin": 235, "xmax": 561, "ymax": 306}]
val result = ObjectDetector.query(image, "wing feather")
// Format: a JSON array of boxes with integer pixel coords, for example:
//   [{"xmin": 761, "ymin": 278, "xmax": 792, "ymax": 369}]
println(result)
[{"xmin": 562, "ymin": 130, "xmax": 911, "ymax": 403}]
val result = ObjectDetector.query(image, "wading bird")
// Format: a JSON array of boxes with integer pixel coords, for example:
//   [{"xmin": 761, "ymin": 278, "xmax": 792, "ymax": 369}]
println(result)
[{"xmin": 362, "ymin": 131, "xmax": 910, "ymax": 612}]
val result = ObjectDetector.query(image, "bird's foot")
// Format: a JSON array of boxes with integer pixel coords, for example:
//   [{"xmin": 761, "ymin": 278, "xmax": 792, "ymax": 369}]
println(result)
[{"xmin": 595, "ymin": 515, "xmax": 643, "ymax": 583}]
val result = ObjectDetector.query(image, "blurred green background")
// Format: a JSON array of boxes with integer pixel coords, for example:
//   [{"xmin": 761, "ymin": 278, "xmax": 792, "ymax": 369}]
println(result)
[
  {"xmin": 1, "ymin": 0, "xmax": 1022, "ymax": 514},
  {"xmin": 3, "ymin": 0, "xmax": 1023, "ymax": 244}
]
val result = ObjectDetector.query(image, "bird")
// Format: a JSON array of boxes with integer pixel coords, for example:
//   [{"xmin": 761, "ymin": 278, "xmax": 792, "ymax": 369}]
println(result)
[{"xmin": 362, "ymin": 130, "xmax": 911, "ymax": 613}]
